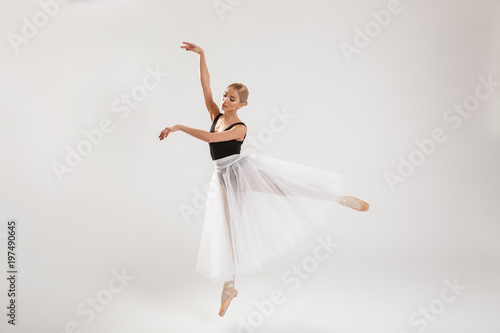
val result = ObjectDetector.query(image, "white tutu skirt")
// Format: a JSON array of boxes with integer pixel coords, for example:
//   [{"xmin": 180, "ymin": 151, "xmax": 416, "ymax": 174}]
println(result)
[{"xmin": 196, "ymin": 153, "xmax": 345, "ymax": 282}]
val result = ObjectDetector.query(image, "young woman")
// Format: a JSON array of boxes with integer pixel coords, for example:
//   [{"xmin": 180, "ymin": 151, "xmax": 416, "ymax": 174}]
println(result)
[{"xmin": 159, "ymin": 42, "xmax": 369, "ymax": 317}]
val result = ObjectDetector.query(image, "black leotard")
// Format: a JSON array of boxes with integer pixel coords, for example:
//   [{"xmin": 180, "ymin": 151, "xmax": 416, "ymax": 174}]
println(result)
[{"xmin": 209, "ymin": 113, "xmax": 247, "ymax": 160}]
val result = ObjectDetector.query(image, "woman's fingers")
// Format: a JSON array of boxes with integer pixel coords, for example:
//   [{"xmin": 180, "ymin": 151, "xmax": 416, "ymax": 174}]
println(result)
[
  {"xmin": 159, "ymin": 128, "xmax": 170, "ymax": 140},
  {"xmin": 181, "ymin": 42, "xmax": 192, "ymax": 49},
  {"xmin": 181, "ymin": 41, "xmax": 200, "ymax": 53}
]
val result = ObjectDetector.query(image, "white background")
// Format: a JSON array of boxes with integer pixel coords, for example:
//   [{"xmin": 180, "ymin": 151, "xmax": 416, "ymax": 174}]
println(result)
[{"xmin": 1, "ymin": 0, "xmax": 499, "ymax": 332}]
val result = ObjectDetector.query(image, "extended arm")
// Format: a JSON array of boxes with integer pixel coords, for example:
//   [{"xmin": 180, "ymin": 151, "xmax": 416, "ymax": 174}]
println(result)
[{"xmin": 159, "ymin": 124, "xmax": 246, "ymax": 143}]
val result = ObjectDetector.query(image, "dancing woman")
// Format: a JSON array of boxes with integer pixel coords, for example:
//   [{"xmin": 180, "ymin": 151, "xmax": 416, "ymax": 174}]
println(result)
[{"xmin": 159, "ymin": 42, "xmax": 369, "ymax": 317}]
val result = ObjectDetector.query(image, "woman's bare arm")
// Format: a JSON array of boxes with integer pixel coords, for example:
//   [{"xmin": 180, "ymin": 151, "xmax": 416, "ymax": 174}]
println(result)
[
  {"xmin": 181, "ymin": 42, "xmax": 220, "ymax": 121},
  {"xmin": 199, "ymin": 52, "xmax": 221, "ymax": 121},
  {"xmin": 159, "ymin": 124, "xmax": 246, "ymax": 143}
]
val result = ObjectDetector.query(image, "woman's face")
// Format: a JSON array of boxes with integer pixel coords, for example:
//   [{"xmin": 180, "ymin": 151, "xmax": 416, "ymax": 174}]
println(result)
[{"xmin": 221, "ymin": 87, "xmax": 241, "ymax": 111}]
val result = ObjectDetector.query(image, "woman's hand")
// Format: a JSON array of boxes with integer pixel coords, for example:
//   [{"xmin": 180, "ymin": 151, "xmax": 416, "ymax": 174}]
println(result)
[
  {"xmin": 181, "ymin": 42, "xmax": 203, "ymax": 55},
  {"xmin": 159, "ymin": 124, "xmax": 182, "ymax": 140}
]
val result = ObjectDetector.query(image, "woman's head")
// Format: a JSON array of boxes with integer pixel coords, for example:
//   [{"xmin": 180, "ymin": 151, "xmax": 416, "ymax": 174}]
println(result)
[{"xmin": 222, "ymin": 83, "xmax": 249, "ymax": 111}]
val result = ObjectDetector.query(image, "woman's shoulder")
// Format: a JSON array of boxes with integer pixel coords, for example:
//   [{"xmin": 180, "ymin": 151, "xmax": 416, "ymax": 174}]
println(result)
[
  {"xmin": 233, "ymin": 119, "xmax": 246, "ymax": 127},
  {"xmin": 211, "ymin": 112, "xmax": 223, "ymax": 123}
]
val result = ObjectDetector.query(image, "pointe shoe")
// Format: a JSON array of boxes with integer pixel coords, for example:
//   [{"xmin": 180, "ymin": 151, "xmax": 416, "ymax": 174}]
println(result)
[
  {"xmin": 339, "ymin": 196, "xmax": 369, "ymax": 212},
  {"xmin": 219, "ymin": 289, "xmax": 238, "ymax": 317}
]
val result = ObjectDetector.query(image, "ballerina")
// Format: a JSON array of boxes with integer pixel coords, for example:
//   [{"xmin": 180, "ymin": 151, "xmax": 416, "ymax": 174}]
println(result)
[{"xmin": 159, "ymin": 41, "xmax": 369, "ymax": 317}]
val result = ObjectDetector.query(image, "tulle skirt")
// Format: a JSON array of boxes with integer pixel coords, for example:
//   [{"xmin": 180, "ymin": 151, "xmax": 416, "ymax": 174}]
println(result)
[{"xmin": 195, "ymin": 153, "xmax": 345, "ymax": 282}]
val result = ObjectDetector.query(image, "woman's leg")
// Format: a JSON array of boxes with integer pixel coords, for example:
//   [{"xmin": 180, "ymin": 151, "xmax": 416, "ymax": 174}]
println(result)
[
  {"xmin": 248, "ymin": 169, "xmax": 369, "ymax": 211},
  {"xmin": 218, "ymin": 175, "xmax": 238, "ymax": 317}
]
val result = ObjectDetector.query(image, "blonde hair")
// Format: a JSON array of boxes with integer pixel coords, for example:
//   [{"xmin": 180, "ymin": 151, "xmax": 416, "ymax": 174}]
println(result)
[{"xmin": 227, "ymin": 83, "xmax": 249, "ymax": 106}]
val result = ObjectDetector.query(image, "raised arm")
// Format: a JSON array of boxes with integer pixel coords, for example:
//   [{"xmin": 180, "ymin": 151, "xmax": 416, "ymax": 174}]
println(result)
[{"xmin": 181, "ymin": 42, "xmax": 220, "ymax": 122}]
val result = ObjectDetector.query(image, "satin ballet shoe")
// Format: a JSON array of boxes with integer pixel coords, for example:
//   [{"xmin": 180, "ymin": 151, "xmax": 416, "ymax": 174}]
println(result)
[
  {"xmin": 219, "ymin": 289, "xmax": 238, "ymax": 317},
  {"xmin": 338, "ymin": 196, "xmax": 369, "ymax": 212}
]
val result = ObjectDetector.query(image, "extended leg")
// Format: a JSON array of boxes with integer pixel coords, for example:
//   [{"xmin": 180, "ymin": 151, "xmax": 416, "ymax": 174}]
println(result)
[
  {"xmin": 251, "ymin": 169, "xmax": 342, "ymax": 202},
  {"xmin": 249, "ymin": 170, "xmax": 369, "ymax": 211}
]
